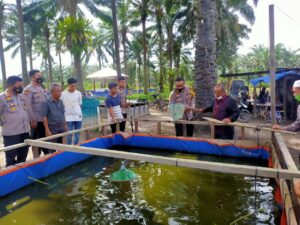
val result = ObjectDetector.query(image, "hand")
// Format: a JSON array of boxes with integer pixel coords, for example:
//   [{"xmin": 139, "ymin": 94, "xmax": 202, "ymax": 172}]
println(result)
[
  {"xmin": 197, "ymin": 108, "xmax": 203, "ymax": 113},
  {"xmin": 294, "ymin": 181, "xmax": 300, "ymax": 198},
  {"xmin": 222, "ymin": 118, "xmax": 231, "ymax": 124},
  {"xmin": 45, "ymin": 129, "xmax": 52, "ymax": 137},
  {"xmin": 272, "ymin": 125, "xmax": 282, "ymax": 130},
  {"xmin": 185, "ymin": 107, "xmax": 192, "ymax": 112},
  {"xmin": 31, "ymin": 121, "xmax": 37, "ymax": 129}
]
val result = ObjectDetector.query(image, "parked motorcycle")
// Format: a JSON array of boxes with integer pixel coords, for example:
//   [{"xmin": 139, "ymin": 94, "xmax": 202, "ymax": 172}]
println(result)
[{"xmin": 238, "ymin": 99, "xmax": 251, "ymax": 123}]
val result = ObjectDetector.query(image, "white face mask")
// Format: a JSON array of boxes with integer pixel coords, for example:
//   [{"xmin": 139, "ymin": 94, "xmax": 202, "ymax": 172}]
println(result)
[{"xmin": 215, "ymin": 95, "xmax": 222, "ymax": 100}]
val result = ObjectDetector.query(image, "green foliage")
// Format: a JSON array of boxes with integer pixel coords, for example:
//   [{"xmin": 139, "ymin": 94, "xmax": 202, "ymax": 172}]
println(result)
[
  {"xmin": 128, "ymin": 93, "xmax": 154, "ymax": 101},
  {"xmin": 57, "ymin": 16, "xmax": 93, "ymax": 57}
]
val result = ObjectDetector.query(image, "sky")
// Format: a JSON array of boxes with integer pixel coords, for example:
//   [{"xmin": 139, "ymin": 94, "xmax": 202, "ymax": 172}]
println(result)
[{"xmin": 1, "ymin": 0, "xmax": 300, "ymax": 77}]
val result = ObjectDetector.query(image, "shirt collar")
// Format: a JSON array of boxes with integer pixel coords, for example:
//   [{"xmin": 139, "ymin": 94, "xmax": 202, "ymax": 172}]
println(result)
[{"xmin": 50, "ymin": 96, "xmax": 59, "ymax": 102}]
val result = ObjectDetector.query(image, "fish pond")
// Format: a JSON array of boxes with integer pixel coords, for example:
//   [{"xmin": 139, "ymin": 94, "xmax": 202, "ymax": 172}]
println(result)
[{"xmin": 0, "ymin": 148, "xmax": 280, "ymax": 225}]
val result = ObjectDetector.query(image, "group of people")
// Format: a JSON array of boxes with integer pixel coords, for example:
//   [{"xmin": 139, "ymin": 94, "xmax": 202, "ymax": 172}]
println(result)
[
  {"xmin": 1, "ymin": 70, "xmax": 83, "ymax": 167},
  {"xmin": 169, "ymin": 77, "xmax": 240, "ymax": 140}
]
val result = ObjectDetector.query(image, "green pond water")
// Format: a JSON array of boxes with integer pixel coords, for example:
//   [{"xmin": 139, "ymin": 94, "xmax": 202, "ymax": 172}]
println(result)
[{"xmin": 0, "ymin": 148, "xmax": 280, "ymax": 225}]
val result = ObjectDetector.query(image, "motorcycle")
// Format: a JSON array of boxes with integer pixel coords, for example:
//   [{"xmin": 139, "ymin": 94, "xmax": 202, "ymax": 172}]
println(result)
[{"xmin": 237, "ymin": 99, "xmax": 251, "ymax": 123}]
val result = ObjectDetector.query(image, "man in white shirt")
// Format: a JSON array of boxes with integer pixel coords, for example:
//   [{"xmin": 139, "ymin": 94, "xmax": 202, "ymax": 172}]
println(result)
[{"xmin": 60, "ymin": 78, "xmax": 82, "ymax": 145}]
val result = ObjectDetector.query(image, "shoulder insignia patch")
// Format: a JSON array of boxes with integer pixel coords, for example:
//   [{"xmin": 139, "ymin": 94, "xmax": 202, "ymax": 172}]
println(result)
[{"xmin": 24, "ymin": 90, "xmax": 30, "ymax": 95}]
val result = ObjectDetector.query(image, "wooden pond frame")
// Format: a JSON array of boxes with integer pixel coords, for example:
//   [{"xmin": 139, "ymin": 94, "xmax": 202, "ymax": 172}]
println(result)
[{"xmin": 0, "ymin": 119, "xmax": 299, "ymax": 224}]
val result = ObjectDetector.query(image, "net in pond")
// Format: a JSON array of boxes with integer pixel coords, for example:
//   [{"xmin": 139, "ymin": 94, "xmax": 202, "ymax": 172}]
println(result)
[{"xmin": 110, "ymin": 161, "xmax": 137, "ymax": 182}]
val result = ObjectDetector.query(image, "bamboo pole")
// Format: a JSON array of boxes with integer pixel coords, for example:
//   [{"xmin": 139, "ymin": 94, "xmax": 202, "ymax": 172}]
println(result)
[{"xmin": 24, "ymin": 139, "xmax": 300, "ymax": 179}]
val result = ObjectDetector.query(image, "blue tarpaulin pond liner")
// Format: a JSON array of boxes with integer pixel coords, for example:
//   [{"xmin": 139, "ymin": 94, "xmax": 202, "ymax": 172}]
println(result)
[
  {"xmin": 0, "ymin": 133, "xmax": 270, "ymax": 197},
  {"xmin": 250, "ymin": 70, "xmax": 300, "ymax": 87}
]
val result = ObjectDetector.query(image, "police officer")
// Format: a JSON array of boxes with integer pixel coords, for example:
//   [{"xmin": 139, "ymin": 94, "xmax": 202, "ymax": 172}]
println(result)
[
  {"xmin": 0, "ymin": 76, "xmax": 30, "ymax": 167},
  {"xmin": 23, "ymin": 69, "xmax": 48, "ymax": 157}
]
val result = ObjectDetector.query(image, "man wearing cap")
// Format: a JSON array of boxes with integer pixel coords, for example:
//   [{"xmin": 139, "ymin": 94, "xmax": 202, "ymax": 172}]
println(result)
[
  {"xmin": 105, "ymin": 82, "xmax": 124, "ymax": 133},
  {"xmin": 23, "ymin": 69, "xmax": 49, "ymax": 157},
  {"xmin": 0, "ymin": 76, "xmax": 30, "ymax": 166},
  {"xmin": 61, "ymin": 78, "xmax": 82, "ymax": 145},
  {"xmin": 273, "ymin": 80, "xmax": 300, "ymax": 198},
  {"xmin": 117, "ymin": 76, "xmax": 129, "ymax": 131}
]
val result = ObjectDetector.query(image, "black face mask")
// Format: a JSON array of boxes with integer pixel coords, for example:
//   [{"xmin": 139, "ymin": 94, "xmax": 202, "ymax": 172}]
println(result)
[
  {"xmin": 35, "ymin": 77, "xmax": 43, "ymax": 84},
  {"xmin": 177, "ymin": 88, "xmax": 184, "ymax": 93},
  {"xmin": 13, "ymin": 86, "xmax": 23, "ymax": 94}
]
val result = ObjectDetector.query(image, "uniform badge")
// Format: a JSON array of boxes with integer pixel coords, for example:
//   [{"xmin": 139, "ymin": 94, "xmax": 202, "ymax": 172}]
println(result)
[
  {"xmin": 24, "ymin": 90, "xmax": 30, "ymax": 95},
  {"xmin": 10, "ymin": 107, "xmax": 16, "ymax": 111}
]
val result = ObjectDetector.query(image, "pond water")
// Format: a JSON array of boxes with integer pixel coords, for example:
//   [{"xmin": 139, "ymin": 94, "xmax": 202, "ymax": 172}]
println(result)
[{"xmin": 0, "ymin": 148, "xmax": 280, "ymax": 225}]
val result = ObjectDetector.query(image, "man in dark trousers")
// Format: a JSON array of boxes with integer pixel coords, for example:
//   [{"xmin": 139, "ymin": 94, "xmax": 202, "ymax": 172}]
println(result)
[
  {"xmin": 169, "ymin": 77, "xmax": 194, "ymax": 137},
  {"xmin": 0, "ymin": 76, "xmax": 30, "ymax": 166},
  {"xmin": 199, "ymin": 84, "xmax": 239, "ymax": 139},
  {"xmin": 23, "ymin": 69, "xmax": 48, "ymax": 157}
]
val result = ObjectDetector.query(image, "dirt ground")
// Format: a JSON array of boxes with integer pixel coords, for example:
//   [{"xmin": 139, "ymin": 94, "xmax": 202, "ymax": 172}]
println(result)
[{"xmin": 0, "ymin": 109, "xmax": 299, "ymax": 168}]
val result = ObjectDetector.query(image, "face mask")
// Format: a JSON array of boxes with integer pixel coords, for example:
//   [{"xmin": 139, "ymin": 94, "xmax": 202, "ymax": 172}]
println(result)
[
  {"xmin": 35, "ymin": 77, "xmax": 43, "ymax": 84},
  {"xmin": 215, "ymin": 95, "xmax": 222, "ymax": 100},
  {"xmin": 13, "ymin": 86, "xmax": 23, "ymax": 94},
  {"xmin": 295, "ymin": 94, "xmax": 300, "ymax": 102}
]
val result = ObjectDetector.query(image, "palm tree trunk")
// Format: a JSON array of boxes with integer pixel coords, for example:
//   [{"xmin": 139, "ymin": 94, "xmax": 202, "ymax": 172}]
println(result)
[
  {"xmin": 158, "ymin": 25, "xmax": 164, "ymax": 93},
  {"xmin": 27, "ymin": 38, "xmax": 33, "ymax": 71},
  {"xmin": 0, "ymin": 24, "xmax": 6, "ymax": 88},
  {"xmin": 121, "ymin": 29, "xmax": 128, "ymax": 76},
  {"xmin": 194, "ymin": 0, "xmax": 217, "ymax": 109},
  {"xmin": 142, "ymin": 19, "xmax": 148, "ymax": 94},
  {"xmin": 45, "ymin": 36, "xmax": 53, "ymax": 84},
  {"xmin": 58, "ymin": 51, "xmax": 64, "ymax": 88},
  {"xmin": 74, "ymin": 54, "xmax": 85, "ymax": 93},
  {"xmin": 16, "ymin": 0, "xmax": 29, "ymax": 85},
  {"xmin": 167, "ymin": 25, "xmax": 174, "ymax": 92},
  {"xmin": 111, "ymin": 0, "xmax": 122, "ymax": 77}
]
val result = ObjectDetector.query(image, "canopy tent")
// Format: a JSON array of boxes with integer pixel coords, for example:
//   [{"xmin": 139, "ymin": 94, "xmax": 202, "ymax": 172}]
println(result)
[
  {"xmin": 86, "ymin": 68, "xmax": 129, "ymax": 80},
  {"xmin": 250, "ymin": 70, "xmax": 300, "ymax": 87}
]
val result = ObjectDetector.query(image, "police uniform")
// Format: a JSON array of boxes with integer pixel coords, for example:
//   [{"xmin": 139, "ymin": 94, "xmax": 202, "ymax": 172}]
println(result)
[
  {"xmin": 23, "ymin": 84, "xmax": 49, "ymax": 155},
  {"xmin": 0, "ymin": 91, "xmax": 30, "ymax": 166},
  {"xmin": 169, "ymin": 86, "xmax": 194, "ymax": 137}
]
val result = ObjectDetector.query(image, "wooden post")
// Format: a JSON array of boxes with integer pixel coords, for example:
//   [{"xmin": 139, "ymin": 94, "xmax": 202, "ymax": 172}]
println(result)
[
  {"xmin": 157, "ymin": 122, "xmax": 162, "ymax": 135},
  {"xmin": 253, "ymin": 86, "xmax": 257, "ymax": 117},
  {"xmin": 183, "ymin": 124, "xmax": 187, "ymax": 137},
  {"xmin": 283, "ymin": 79, "xmax": 287, "ymax": 122},
  {"xmin": 269, "ymin": 4, "xmax": 276, "ymax": 125},
  {"xmin": 101, "ymin": 125, "xmax": 106, "ymax": 136},
  {"xmin": 134, "ymin": 121, "xmax": 139, "ymax": 133},
  {"xmin": 116, "ymin": 122, "xmax": 120, "ymax": 132},
  {"xmin": 240, "ymin": 127, "xmax": 245, "ymax": 140},
  {"xmin": 210, "ymin": 123, "xmax": 215, "ymax": 138}
]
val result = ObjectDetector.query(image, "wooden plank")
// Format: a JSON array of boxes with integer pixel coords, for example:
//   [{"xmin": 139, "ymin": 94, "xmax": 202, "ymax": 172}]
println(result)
[
  {"xmin": 0, "ymin": 143, "xmax": 28, "ymax": 153},
  {"xmin": 24, "ymin": 139, "xmax": 300, "ymax": 179},
  {"xmin": 202, "ymin": 117, "xmax": 296, "ymax": 135},
  {"xmin": 272, "ymin": 145, "xmax": 299, "ymax": 225},
  {"xmin": 273, "ymin": 133, "xmax": 300, "ymax": 223}
]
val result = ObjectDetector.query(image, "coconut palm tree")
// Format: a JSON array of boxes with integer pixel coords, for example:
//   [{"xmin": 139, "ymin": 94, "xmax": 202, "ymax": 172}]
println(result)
[
  {"xmin": 194, "ymin": 0, "xmax": 217, "ymax": 109},
  {"xmin": 0, "ymin": 0, "xmax": 7, "ymax": 87},
  {"xmin": 131, "ymin": 0, "xmax": 149, "ymax": 93},
  {"xmin": 57, "ymin": 16, "xmax": 93, "ymax": 92},
  {"xmin": 111, "ymin": 0, "xmax": 121, "ymax": 77},
  {"xmin": 16, "ymin": 0, "xmax": 29, "ymax": 85}
]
